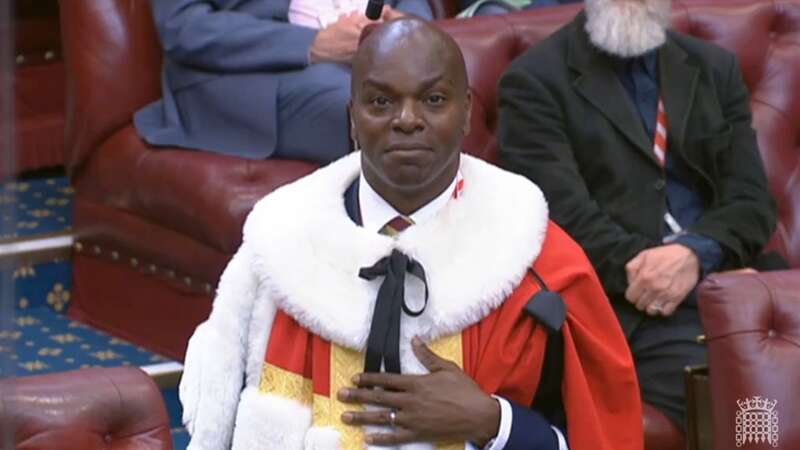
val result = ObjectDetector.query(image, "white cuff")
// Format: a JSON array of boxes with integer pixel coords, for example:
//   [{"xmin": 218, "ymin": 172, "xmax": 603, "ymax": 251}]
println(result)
[
  {"xmin": 553, "ymin": 425, "xmax": 569, "ymax": 450},
  {"xmin": 464, "ymin": 396, "xmax": 511, "ymax": 450},
  {"xmin": 486, "ymin": 396, "xmax": 513, "ymax": 450},
  {"xmin": 465, "ymin": 396, "xmax": 569, "ymax": 450}
]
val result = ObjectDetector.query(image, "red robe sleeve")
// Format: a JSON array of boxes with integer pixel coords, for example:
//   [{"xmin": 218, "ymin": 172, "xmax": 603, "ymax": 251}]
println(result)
[{"xmin": 464, "ymin": 221, "xmax": 644, "ymax": 450}]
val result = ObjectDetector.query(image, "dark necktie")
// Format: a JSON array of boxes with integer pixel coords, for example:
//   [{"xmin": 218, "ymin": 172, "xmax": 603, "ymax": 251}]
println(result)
[{"xmin": 359, "ymin": 215, "xmax": 428, "ymax": 374}]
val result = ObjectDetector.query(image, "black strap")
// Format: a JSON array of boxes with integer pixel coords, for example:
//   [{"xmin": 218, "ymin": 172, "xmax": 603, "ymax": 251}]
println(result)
[
  {"xmin": 359, "ymin": 249, "xmax": 428, "ymax": 374},
  {"xmin": 525, "ymin": 269, "xmax": 567, "ymax": 429}
]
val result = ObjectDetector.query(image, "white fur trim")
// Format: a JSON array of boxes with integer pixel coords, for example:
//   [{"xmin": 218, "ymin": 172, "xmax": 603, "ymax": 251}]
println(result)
[
  {"xmin": 244, "ymin": 292, "xmax": 278, "ymax": 387},
  {"xmin": 305, "ymin": 427, "xmax": 342, "ymax": 450},
  {"xmin": 243, "ymin": 152, "xmax": 548, "ymax": 350},
  {"xmin": 230, "ymin": 388, "xmax": 312, "ymax": 450},
  {"xmin": 182, "ymin": 244, "xmax": 261, "ymax": 450}
]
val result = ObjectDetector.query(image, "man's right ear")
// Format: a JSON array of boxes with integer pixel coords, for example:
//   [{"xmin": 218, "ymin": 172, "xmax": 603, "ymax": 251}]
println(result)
[{"xmin": 348, "ymin": 102, "xmax": 359, "ymax": 150}]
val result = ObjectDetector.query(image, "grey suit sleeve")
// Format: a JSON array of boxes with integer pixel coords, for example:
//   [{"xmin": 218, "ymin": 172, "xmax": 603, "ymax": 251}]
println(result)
[
  {"xmin": 150, "ymin": 0, "xmax": 318, "ymax": 73},
  {"xmin": 498, "ymin": 66, "xmax": 657, "ymax": 302},
  {"xmin": 392, "ymin": 0, "xmax": 434, "ymax": 19}
]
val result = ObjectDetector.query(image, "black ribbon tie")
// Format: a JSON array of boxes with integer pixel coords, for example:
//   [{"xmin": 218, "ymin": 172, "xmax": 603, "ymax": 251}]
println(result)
[{"xmin": 359, "ymin": 249, "xmax": 429, "ymax": 374}]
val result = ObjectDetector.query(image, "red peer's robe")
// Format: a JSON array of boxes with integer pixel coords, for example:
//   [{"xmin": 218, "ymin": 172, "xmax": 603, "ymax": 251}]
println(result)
[
  {"xmin": 261, "ymin": 222, "xmax": 644, "ymax": 450},
  {"xmin": 180, "ymin": 153, "xmax": 643, "ymax": 450}
]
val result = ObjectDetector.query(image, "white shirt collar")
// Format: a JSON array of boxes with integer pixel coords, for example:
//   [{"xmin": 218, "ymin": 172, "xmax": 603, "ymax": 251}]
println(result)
[{"xmin": 358, "ymin": 169, "xmax": 463, "ymax": 234}]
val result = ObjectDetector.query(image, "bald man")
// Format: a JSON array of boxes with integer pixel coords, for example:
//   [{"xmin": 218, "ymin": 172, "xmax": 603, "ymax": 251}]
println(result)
[{"xmin": 179, "ymin": 18, "xmax": 643, "ymax": 450}]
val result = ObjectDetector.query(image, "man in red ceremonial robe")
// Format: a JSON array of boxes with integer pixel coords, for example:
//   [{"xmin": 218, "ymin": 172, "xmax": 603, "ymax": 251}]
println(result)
[{"xmin": 179, "ymin": 17, "xmax": 644, "ymax": 450}]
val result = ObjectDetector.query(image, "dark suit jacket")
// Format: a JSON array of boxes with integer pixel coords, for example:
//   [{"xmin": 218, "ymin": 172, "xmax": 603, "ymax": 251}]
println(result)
[
  {"xmin": 134, "ymin": 0, "xmax": 432, "ymax": 159},
  {"xmin": 498, "ymin": 12, "xmax": 776, "ymax": 333}
]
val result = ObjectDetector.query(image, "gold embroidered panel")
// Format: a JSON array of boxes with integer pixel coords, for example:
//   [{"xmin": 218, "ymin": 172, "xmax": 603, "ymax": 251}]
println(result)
[
  {"xmin": 259, "ymin": 362, "xmax": 313, "ymax": 405},
  {"xmin": 320, "ymin": 334, "xmax": 464, "ymax": 450},
  {"xmin": 258, "ymin": 334, "xmax": 466, "ymax": 449}
]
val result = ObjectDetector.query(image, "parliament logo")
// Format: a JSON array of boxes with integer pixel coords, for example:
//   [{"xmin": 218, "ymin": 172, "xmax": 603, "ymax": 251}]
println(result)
[{"xmin": 736, "ymin": 396, "xmax": 778, "ymax": 447}]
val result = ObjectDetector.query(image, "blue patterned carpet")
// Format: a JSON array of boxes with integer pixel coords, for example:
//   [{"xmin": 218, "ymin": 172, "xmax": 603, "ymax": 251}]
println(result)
[
  {"xmin": 0, "ymin": 176, "xmax": 73, "ymax": 239},
  {"xmin": 12, "ymin": 259, "xmax": 72, "ymax": 313},
  {"xmin": 1, "ymin": 175, "xmax": 188, "ymax": 449},
  {"xmin": 2, "ymin": 301, "xmax": 170, "ymax": 377}
]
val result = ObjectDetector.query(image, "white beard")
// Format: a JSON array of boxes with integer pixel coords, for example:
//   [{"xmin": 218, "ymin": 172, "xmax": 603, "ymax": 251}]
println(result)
[{"xmin": 584, "ymin": 0, "xmax": 672, "ymax": 58}]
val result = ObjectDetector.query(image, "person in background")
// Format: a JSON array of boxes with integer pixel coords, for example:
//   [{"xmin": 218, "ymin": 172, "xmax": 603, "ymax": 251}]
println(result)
[
  {"xmin": 134, "ymin": 0, "xmax": 432, "ymax": 163},
  {"xmin": 498, "ymin": 0, "xmax": 782, "ymax": 430},
  {"xmin": 459, "ymin": 0, "xmax": 581, "ymax": 17},
  {"xmin": 179, "ymin": 17, "xmax": 643, "ymax": 450}
]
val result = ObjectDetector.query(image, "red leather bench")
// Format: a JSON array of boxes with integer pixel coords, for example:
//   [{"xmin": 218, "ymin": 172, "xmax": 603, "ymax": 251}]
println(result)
[
  {"xmin": 699, "ymin": 271, "xmax": 800, "ymax": 450},
  {"xmin": 2, "ymin": 0, "xmax": 65, "ymax": 178},
  {"xmin": 0, "ymin": 367, "xmax": 173, "ymax": 450},
  {"xmin": 59, "ymin": 1, "xmax": 799, "ymax": 448}
]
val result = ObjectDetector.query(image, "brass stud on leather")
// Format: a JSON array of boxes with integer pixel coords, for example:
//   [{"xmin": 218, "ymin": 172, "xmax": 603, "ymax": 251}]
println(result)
[
  {"xmin": 110, "ymin": 251, "xmax": 119, "ymax": 261},
  {"xmin": 44, "ymin": 50, "xmax": 55, "ymax": 61},
  {"xmin": 166, "ymin": 270, "xmax": 176, "ymax": 279},
  {"xmin": 183, "ymin": 276, "xmax": 192, "ymax": 286},
  {"xmin": 74, "ymin": 242, "xmax": 83, "ymax": 252},
  {"xmin": 93, "ymin": 245, "xmax": 101, "ymax": 255},
  {"xmin": 148, "ymin": 264, "xmax": 157, "ymax": 274},
  {"xmin": 130, "ymin": 258, "xmax": 139, "ymax": 268},
  {"xmin": 204, "ymin": 283, "xmax": 212, "ymax": 294},
  {"xmin": 15, "ymin": 55, "xmax": 24, "ymax": 65}
]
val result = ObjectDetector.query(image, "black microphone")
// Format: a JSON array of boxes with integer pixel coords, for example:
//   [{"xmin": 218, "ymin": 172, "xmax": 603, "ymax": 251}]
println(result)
[{"xmin": 365, "ymin": 0, "xmax": 385, "ymax": 20}]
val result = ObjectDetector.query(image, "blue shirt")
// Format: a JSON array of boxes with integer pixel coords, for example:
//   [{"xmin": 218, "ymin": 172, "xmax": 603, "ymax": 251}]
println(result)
[{"xmin": 615, "ymin": 52, "xmax": 725, "ymax": 291}]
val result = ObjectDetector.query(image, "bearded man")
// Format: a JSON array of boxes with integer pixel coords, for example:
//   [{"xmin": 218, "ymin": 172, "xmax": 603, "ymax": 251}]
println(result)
[
  {"xmin": 498, "ymin": 0, "xmax": 779, "ymax": 429},
  {"xmin": 179, "ymin": 17, "xmax": 644, "ymax": 450}
]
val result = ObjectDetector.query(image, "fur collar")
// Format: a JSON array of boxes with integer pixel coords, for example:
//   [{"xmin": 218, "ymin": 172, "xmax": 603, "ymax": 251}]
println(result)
[{"xmin": 243, "ymin": 152, "xmax": 548, "ymax": 350}]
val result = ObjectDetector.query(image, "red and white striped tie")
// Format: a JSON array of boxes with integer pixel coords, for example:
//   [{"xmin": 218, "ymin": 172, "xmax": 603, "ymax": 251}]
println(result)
[
  {"xmin": 654, "ymin": 98, "xmax": 683, "ymax": 235},
  {"xmin": 653, "ymin": 98, "xmax": 668, "ymax": 167}
]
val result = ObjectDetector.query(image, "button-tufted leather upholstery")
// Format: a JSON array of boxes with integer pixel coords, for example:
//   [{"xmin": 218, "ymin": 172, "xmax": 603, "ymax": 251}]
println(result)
[
  {"xmin": 60, "ymin": 2, "xmax": 799, "ymax": 448},
  {"xmin": 698, "ymin": 271, "xmax": 800, "ymax": 450},
  {"xmin": 0, "ymin": 367, "xmax": 172, "ymax": 450},
  {"xmin": 3, "ymin": 0, "xmax": 65, "ymax": 178}
]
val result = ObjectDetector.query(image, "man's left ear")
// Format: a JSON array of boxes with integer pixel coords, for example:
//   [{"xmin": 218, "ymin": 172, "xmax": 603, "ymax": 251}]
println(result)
[{"xmin": 462, "ymin": 89, "xmax": 472, "ymax": 136}]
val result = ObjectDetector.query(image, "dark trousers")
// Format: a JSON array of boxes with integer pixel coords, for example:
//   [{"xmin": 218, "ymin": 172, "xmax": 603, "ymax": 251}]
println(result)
[
  {"xmin": 627, "ymin": 251, "xmax": 788, "ymax": 429},
  {"xmin": 628, "ymin": 304, "xmax": 706, "ymax": 430}
]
